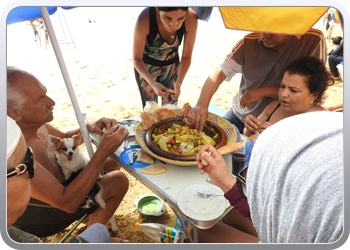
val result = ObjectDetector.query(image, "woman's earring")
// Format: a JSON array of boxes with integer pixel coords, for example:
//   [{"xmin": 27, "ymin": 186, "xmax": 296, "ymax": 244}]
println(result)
[{"xmin": 309, "ymin": 100, "xmax": 314, "ymax": 105}]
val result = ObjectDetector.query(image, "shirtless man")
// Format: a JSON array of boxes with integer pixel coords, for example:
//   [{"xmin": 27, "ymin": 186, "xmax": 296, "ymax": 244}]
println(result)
[{"xmin": 7, "ymin": 66, "xmax": 129, "ymax": 236}]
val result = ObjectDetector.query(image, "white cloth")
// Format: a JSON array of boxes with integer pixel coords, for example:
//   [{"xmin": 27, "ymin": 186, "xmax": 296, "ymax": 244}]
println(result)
[
  {"xmin": 7, "ymin": 116, "xmax": 21, "ymax": 159},
  {"xmin": 247, "ymin": 111, "xmax": 343, "ymax": 243}
]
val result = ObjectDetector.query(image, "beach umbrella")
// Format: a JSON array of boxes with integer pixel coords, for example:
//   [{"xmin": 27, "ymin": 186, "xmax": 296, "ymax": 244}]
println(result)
[
  {"xmin": 7, "ymin": 7, "xmax": 75, "ymax": 24},
  {"xmin": 37, "ymin": 7, "xmax": 96, "ymax": 158},
  {"xmin": 219, "ymin": 7, "xmax": 329, "ymax": 35},
  {"xmin": 7, "ymin": 6, "xmax": 95, "ymax": 159}
]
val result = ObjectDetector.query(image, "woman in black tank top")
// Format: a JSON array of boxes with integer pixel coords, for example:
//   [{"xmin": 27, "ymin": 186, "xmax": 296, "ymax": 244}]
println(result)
[{"xmin": 243, "ymin": 57, "xmax": 334, "ymax": 137}]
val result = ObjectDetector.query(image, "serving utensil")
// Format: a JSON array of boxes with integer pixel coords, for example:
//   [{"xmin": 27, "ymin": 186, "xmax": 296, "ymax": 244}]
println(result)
[
  {"xmin": 124, "ymin": 135, "xmax": 130, "ymax": 149},
  {"xmin": 196, "ymin": 191, "xmax": 223, "ymax": 199},
  {"xmin": 127, "ymin": 148, "xmax": 140, "ymax": 166}
]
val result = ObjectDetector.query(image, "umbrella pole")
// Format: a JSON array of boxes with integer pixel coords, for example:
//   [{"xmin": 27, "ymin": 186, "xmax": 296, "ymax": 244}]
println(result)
[{"xmin": 39, "ymin": 7, "xmax": 94, "ymax": 159}]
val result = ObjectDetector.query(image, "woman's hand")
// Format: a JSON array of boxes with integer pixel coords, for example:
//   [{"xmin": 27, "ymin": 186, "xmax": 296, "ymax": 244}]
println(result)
[
  {"xmin": 244, "ymin": 115, "xmax": 261, "ymax": 134},
  {"xmin": 257, "ymin": 121, "xmax": 273, "ymax": 133},
  {"xmin": 171, "ymin": 82, "xmax": 181, "ymax": 101},
  {"xmin": 196, "ymin": 145, "xmax": 236, "ymax": 193},
  {"xmin": 152, "ymin": 81, "xmax": 171, "ymax": 98}
]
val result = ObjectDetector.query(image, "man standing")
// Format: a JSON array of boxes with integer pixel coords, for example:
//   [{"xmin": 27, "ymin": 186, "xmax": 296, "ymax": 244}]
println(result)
[{"xmin": 189, "ymin": 29, "xmax": 326, "ymax": 133}]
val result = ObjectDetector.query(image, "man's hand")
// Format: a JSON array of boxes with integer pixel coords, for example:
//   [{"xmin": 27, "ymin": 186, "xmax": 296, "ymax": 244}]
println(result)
[
  {"xmin": 188, "ymin": 105, "xmax": 208, "ymax": 132},
  {"xmin": 239, "ymin": 88, "xmax": 264, "ymax": 108},
  {"xmin": 87, "ymin": 117, "xmax": 118, "ymax": 135},
  {"xmin": 97, "ymin": 125, "xmax": 129, "ymax": 157}
]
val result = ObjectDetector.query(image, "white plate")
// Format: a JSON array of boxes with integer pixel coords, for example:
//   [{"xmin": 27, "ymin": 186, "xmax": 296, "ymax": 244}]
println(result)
[
  {"xmin": 125, "ymin": 124, "xmax": 137, "ymax": 136},
  {"xmin": 177, "ymin": 184, "xmax": 226, "ymax": 221}
]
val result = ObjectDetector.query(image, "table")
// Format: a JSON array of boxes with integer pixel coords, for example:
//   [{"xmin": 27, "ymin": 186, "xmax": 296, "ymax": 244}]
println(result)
[{"xmin": 90, "ymin": 103, "xmax": 245, "ymax": 242}]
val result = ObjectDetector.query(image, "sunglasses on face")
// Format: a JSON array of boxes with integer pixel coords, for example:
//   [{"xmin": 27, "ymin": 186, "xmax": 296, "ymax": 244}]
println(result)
[
  {"xmin": 236, "ymin": 165, "xmax": 248, "ymax": 199},
  {"xmin": 7, "ymin": 146, "xmax": 34, "ymax": 179}
]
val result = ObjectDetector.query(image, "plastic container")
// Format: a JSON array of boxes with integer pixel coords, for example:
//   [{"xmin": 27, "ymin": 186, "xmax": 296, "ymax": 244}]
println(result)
[
  {"xmin": 134, "ymin": 195, "xmax": 166, "ymax": 217},
  {"xmin": 135, "ymin": 222, "xmax": 187, "ymax": 243},
  {"xmin": 144, "ymin": 101, "xmax": 159, "ymax": 113},
  {"xmin": 244, "ymin": 135, "xmax": 257, "ymax": 166}
]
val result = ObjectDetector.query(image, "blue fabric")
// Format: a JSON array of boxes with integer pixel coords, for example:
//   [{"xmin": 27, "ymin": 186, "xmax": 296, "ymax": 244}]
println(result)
[
  {"xmin": 190, "ymin": 7, "xmax": 213, "ymax": 21},
  {"xmin": 7, "ymin": 7, "xmax": 75, "ymax": 24},
  {"xmin": 222, "ymin": 108, "xmax": 245, "ymax": 134},
  {"xmin": 78, "ymin": 223, "xmax": 112, "ymax": 243}
]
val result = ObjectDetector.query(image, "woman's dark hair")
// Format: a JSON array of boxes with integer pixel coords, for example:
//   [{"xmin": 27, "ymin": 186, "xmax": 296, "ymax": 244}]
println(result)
[
  {"xmin": 157, "ymin": 7, "xmax": 188, "ymax": 12},
  {"xmin": 331, "ymin": 36, "xmax": 343, "ymax": 45},
  {"xmin": 284, "ymin": 56, "xmax": 334, "ymax": 104}
]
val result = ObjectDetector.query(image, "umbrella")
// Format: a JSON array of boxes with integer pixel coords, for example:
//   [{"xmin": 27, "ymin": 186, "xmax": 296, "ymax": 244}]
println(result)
[
  {"xmin": 7, "ymin": 7, "xmax": 75, "ymax": 24},
  {"xmin": 7, "ymin": 7, "xmax": 95, "ymax": 159},
  {"xmin": 219, "ymin": 7, "xmax": 329, "ymax": 35}
]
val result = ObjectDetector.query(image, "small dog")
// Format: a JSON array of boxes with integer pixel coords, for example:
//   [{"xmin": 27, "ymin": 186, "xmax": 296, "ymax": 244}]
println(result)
[
  {"xmin": 50, "ymin": 131, "xmax": 105, "ymax": 209},
  {"xmin": 50, "ymin": 131, "xmax": 88, "ymax": 181},
  {"xmin": 50, "ymin": 131, "xmax": 117, "ymax": 232}
]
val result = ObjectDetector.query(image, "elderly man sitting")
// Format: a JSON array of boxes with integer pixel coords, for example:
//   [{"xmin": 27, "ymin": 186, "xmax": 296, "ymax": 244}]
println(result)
[
  {"xmin": 6, "ymin": 116, "xmax": 129, "ymax": 244},
  {"xmin": 7, "ymin": 66, "xmax": 129, "ymax": 237}
]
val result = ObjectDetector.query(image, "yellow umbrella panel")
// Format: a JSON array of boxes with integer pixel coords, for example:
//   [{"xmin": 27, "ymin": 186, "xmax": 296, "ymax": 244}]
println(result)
[{"xmin": 219, "ymin": 7, "xmax": 329, "ymax": 35}]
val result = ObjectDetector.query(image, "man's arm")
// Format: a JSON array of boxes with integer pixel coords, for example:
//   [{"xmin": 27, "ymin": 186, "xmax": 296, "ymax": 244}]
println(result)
[
  {"xmin": 188, "ymin": 68, "xmax": 227, "ymax": 132},
  {"xmin": 239, "ymin": 86, "xmax": 279, "ymax": 108},
  {"xmin": 45, "ymin": 117, "xmax": 118, "ymax": 139},
  {"xmin": 31, "ymin": 125, "xmax": 127, "ymax": 213}
]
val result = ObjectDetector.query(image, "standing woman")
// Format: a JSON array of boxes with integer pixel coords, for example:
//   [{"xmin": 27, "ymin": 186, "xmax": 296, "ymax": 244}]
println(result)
[{"xmin": 133, "ymin": 7, "xmax": 198, "ymax": 107}]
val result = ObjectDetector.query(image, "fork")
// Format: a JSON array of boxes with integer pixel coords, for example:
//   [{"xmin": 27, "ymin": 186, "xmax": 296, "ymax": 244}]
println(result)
[
  {"xmin": 196, "ymin": 191, "xmax": 223, "ymax": 199},
  {"xmin": 124, "ymin": 134, "xmax": 130, "ymax": 149}
]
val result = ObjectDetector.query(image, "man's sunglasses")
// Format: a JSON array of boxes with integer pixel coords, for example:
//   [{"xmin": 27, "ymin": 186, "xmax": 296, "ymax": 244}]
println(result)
[
  {"xmin": 7, "ymin": 146, "xmax": 34, "ymax": 179},
  {"xmin": 236, "ymin": 165, "xmax": 248, "ymax": 199}
]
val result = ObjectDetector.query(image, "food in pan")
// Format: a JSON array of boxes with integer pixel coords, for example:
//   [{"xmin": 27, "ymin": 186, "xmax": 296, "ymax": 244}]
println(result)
[{"xmin": 151, "ymin": 123, "xmax": 218, "ymax": 156}]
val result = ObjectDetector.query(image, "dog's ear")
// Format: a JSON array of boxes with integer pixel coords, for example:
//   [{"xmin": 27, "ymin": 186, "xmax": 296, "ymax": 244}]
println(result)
[
  {"xmin": 73, "ymin": 131, "xmax": 84, "ymax": 145},
  {"xmin": 50, "ymin": 135, "xmax": 62, "ymax": 149}
]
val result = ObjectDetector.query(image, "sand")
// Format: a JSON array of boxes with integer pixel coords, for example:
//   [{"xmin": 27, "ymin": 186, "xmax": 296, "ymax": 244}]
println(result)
[{"xmin": 6, "ymin": 8, "xmax": 343, "ymax": 243}]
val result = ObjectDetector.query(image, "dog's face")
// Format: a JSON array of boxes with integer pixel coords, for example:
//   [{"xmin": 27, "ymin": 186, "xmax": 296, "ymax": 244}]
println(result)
[{"xmin": 50, "ymin": 131, "xmax": 83, "ymax": 161}]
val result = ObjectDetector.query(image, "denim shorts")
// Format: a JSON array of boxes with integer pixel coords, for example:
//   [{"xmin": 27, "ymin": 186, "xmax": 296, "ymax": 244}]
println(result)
[{"xmin": 222, "ymin": 108, "xmax": 245, "ymax": 134}]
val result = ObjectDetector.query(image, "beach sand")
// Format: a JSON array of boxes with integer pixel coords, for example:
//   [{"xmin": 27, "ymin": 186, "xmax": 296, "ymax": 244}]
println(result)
[{"xmin": 6, "ymin": 7, "xmax": 343, "ymax": 243}]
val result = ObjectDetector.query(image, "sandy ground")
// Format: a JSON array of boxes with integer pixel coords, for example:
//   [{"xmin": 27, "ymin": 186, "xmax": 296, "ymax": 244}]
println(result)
[{"xmin": 6, "ymin": 8, "xmax": 343, "ymax": 243}]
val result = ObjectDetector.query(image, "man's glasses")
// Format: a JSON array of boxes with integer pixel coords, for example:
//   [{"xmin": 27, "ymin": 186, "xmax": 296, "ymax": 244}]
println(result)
[
  {"xmin": 236, "ymin": 165, "xmax": 248, "ymax": 199},
  {"xmin": 7, "ymin": 146, "xmax": 34, "ymax": 179}
]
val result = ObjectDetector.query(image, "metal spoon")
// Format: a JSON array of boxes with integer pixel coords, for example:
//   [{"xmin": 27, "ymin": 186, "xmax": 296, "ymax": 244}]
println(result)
[
  {"xmin": 196, "ymin": 191, "xmax": 223, "ymax": 199},
  {"xmin": 124, "ymin": 135, "xmax": 129, "ymax": 149}
]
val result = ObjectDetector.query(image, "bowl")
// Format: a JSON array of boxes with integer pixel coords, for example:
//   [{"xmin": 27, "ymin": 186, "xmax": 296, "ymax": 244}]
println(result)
[
  {"xmin": 145, "ymin": 117, "xmax": 228, "ymax": 161},
  {"xmin": 134, "ymin": 195, "xmax": 166, "ymax": 217}
]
